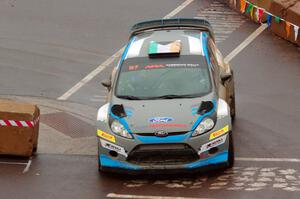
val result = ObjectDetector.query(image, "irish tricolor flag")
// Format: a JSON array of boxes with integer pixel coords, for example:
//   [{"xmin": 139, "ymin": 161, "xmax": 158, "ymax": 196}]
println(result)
[{"xmin": 148, "ymin": 40, "xmax": 181, "ymax": 56}]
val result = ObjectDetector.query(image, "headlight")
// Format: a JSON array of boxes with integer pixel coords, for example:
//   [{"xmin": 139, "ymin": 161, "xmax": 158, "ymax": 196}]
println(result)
[
  {"xmin": 111, "ymin": 120, "xmax": 133, "ymax": 139},
  {"xmin": 191, "ymin": 118, "xmax": 215, "ymax": 137}
]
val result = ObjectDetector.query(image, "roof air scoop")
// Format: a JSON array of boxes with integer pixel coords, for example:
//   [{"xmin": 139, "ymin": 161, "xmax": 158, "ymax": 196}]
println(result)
[
  {"xmin": 197, "ymin": 101, "xmax": 214, "ymax": 115},
  {"xmin": 111, "ymin": 104, "xmax": 127, "ymax": 118}
]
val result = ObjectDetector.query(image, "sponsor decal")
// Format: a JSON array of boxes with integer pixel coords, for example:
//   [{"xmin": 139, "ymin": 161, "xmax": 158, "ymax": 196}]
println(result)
[
  {"xmin": 148, "ymin": 117, "xmax": 174, "ymax": 123},
  {"xmin": 128, "ymin": 65, "xmax": 139, "ymax": 71},
  {"xmin": 165, "ymin": 63, "xmax": 200, "ymax": 68},
  {"xmin": 144, "ymin": 64, "xmax": 165, "ymax": 70},
  {"xmin": 209, "ymin": 125, "xmax": 229, "ymax": 140},
  {"xmin": 199, "ymin": 134, "xmax": 227, "ymax": 154},
  {"xmin": 97, "ymin": 130, "xmax": 116, "ymax": 143},
  {"xmin": 149, "ymin": 123, "xmax": 188, "ymax": 128},
  {"xmin": 100, "ymin": 139, "xmax": 127, "ymax": 157}
]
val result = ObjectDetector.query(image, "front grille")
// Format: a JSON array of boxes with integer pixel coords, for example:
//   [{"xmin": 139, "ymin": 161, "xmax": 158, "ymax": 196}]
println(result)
[
  {"xmin": 127, "ymin": 144, "xmax": 199, "ymax": 165},
  {"xmin": 134, "ymin": 131, "xmax": 188, "ymax": 136}
]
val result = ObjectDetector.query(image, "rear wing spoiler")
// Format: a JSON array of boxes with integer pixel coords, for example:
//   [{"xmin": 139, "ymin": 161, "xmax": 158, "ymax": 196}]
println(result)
[{"xmin": 130, "ymin": 18, "xmax": 215, "ymax": 41}]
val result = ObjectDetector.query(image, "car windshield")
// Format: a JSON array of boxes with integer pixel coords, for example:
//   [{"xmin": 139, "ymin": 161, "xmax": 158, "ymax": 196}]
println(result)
[{"xmin": 115, "ymin": 55, "xmax": 212, "ymax": 100}]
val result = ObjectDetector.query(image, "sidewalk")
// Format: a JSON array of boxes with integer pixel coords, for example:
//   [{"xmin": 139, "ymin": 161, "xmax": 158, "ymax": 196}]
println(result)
[{"xmin": 0, "ymin": 95, "xmax": 98, "ymax": 155}]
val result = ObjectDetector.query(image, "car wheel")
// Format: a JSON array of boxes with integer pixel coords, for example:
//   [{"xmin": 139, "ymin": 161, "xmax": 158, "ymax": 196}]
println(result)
[
  {"xmin": 230, "ymin": 94, "xmax": 236, "ymax": 122},
  {"xmin": 98, "ymin": 145, "xmax": 102, "ymax": 172},
  {"xmin": 227, "ymin": 132, "xmax": 235, "ymax": 168},
  {"xmin": 229, "ymin": 70, "xmax": 236, "ymax": 122}
]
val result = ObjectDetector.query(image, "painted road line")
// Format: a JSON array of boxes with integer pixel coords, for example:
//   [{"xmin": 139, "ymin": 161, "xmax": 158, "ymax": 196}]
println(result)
[
  {"xmin": 163, "ymin": 0, "xmax": 194, "ymax": 19},
  {"xmin": 123, "ymin": 167, "xmax": 300, "ymax": 191},
  {"xmin": 224, "ymin": 23, "xmax": 268, "ymax": 63},
  {"xmin": 236, "ymin": 157, "xmax": 300, "ymax": 163},
  {"xmin": 90, "ymin": 95, "xmax": 106, "ymax": 102},
  {"xmin": 107, "ymin": 193, "xmax": 213, "ymax": 199},
  {"xmin": 0, "ymin": 161, "xmax": 27, "ymax": 165},
  {"xmin": 195, "ymin": 1, "xmax": 246, "ymax": 44},
  {"xmin": 57, "ymin": 47, "xmax": 124, "ymax": 100},
  {"xmin": 93, "ymin": 95, "xmax": 107, "ymax": 98},
  {"xmin": 58, "ymin": 0, "xmax": 195, "ymax": 101},
  {"xmin": 22, "ymin": 157, "xmax": 32, "ymax": 174},
  {"xmin": 90, "ymin": 99, "xmax": 105, "ymax": 102}
]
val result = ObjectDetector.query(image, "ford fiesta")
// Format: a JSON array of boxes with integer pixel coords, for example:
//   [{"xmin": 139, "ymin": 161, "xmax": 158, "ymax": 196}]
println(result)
[{"xmin": 97, "ymin": 18, "xmax": 236, "ymax": 173}]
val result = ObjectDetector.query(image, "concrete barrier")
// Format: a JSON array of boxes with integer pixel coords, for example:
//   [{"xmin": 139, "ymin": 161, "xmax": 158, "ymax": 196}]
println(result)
[
  {"xmin": 0, "ymin": 99, "xmax": 40, "ymax": 157},
  {"xmin": 270, "ymin": 0, "xmax": 299, "ymax": 44},
  {"xmin": 226, "ymin": 0, "xmax": 300, "ymax": 47}
]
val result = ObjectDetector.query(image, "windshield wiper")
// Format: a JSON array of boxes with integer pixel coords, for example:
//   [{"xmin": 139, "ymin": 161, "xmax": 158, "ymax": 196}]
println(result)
[
  {"xmin": 117, "ymin": 95, "xmax": 143, "ymax": 100},
  {"xmin": 147, "ymin": 94, "xmax": 202, "ymax": 100}
]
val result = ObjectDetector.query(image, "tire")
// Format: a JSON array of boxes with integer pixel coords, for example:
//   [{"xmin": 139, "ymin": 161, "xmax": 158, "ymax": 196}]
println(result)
[
  {"xmin": 229, "ymin": 70, "xmax": 236, "ymax": 122},
  {"xmin": 227, "ymin": 132, "xmax": 235, "ymax": 168},
  {"xmin": 230, "ymin": 94, "xmax": 236, "ymax": 122},
  {"xmin": 98, "ymin": 145, "xmax": 102, "ymax": 172},
  {"xmin": 33, "ymin": 146, "xmax": 37, "ymax": 153}
]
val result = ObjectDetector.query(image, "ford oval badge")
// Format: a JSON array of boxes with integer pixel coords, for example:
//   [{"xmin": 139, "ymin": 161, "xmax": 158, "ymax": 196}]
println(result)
[{"xmin": 154, "ymin": 130, "xmax": 168, "ymax": 137}]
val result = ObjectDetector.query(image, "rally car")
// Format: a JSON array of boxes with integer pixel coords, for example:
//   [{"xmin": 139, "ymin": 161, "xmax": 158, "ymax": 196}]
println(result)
[{"xmin": 97, "ymin": 18, "xmax": 236, "ymax": 173}]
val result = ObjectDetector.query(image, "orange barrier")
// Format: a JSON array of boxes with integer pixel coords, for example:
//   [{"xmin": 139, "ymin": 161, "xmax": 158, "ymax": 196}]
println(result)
[{"xmin": 0, "ymin": 99, "xmax": 40, "ymax": 157}]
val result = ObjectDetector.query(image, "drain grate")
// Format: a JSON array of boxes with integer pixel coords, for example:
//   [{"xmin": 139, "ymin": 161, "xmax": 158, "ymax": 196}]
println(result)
[{"xmin": 41, "ymin": 112, "xmax": 95, "ymax": 138}]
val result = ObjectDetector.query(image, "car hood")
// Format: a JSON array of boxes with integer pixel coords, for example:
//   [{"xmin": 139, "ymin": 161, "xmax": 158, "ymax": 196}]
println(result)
[{"xmin": 110, "ymin": 94, "xmax": 216, "ymax": 134}]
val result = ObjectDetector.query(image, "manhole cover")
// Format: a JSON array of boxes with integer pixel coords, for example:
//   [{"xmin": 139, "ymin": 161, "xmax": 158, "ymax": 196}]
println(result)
[{"xmin": 41, "ymin": 112, "xmax": 95, "ymax": 138}]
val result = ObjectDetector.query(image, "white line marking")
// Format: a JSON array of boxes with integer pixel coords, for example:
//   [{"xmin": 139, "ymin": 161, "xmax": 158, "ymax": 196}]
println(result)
[
  {"xmin": 0, "ymin": 161, "xmax": 27, "ymax": 165},
  {"xmin": 163, "ymin": 0, "xmax": 194, "ymax": 19},
  {"xmin": 90, "ymin": 99, "xmax": 105, "ymax": 102},
  {"xmin": 57, "ymin": 48, "xmax": 124, "ymax": 100},
  {"xmin": 93, "ymin": 95, "xmax": 106, "ymax": 98},
  {"xmin": 224, "ymin": 24, "xmax": 268, "ymax": 63},
  {"xmin": 57, "ymin": 0, "xmax": 195, "ymax": 100},
  {"xmin": 236, "ymin": 157, "xmax": 300, "ymax": 163},
  {"xmin": 22, "ymin": 157, "xmax": 32, "ymax": 174},
  {"xmin": 107, "ymin": 193, "xmax": 213, "ymax": 199}
]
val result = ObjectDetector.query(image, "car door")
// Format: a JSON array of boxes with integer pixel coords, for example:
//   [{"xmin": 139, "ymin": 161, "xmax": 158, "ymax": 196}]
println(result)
[
  {"xmin": 206, "ymin": 38, "xmax": 227, "ymax": 102},
  {"xmin": 208, "ymin": 38, "xmax": 235, "ymax": 118},
  {"xmin": 208, "ymin": 39, "xmax": 234, "ymax": 104}
]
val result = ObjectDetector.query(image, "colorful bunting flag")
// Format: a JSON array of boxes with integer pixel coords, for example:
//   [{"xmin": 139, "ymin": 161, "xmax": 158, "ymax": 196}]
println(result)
[
  {"xmin": 240, "ymin": 0, "xmax": 246, "ymax": 13},
  {"xmin": 258, "ymin": 8, "xmax": 264, "ymax": 23},
  {"xmin": 255, "ymin": 8, "xmax": 259, "ymax": 22},
  {"xmin": 286, "ymin": 22, "xmax": 291, "ymax": 38},
  {"xmin": 240, "ymin": 0, "xmax": 299, "ymax": 41},
  {"xmin": 250, "ymin": 6, "xmax": 254, "ymax": 19},
  {"xmin": 294, "ymin": 26, "xmax": 299, "ymax": 41},
  {"xmin": 246, "ymin": 3, "xmax": 253, "ymax": 14},
  {"xmin": 267, "ymin": 14, "xmax": 272, "ymax": 27}
]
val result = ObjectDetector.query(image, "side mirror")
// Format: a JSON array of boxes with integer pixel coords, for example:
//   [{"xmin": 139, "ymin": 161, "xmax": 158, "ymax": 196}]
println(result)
[
  {"xmin": 220, "ymin": 73, "xmax": 232, "ymax": 83},
  {"xmin": 101, "ymin": 80, "xmax": 111, "ymax": 90}
]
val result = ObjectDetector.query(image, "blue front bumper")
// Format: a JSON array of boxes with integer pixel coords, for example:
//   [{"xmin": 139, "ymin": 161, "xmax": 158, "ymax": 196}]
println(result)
[{"xmin": 99, "ymin": 150, "xmax": 229, "ymax": 172}]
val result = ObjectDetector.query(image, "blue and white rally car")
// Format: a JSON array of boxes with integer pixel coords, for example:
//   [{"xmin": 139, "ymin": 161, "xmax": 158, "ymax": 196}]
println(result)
[{"xmin": 97, "ymin": 18, "xmax": 236, "ymax": 173}]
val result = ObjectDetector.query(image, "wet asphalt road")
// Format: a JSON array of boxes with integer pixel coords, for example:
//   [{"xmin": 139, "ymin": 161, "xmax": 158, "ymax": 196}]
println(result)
[{"xmin": 1, "ymin": 0, "xmax": 300, "ymax": 198}]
